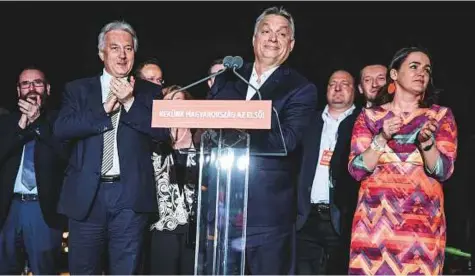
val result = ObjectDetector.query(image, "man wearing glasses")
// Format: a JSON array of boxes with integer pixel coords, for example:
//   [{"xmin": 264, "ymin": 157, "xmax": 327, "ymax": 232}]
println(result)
[{"xmin": 0, "ymin": 66, "xmax": 67, "ymax": 274}]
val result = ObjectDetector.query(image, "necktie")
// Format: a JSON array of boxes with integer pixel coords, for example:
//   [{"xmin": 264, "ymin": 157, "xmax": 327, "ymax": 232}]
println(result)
[
  {"xmin": 101, "ymin": 90, "xmax": 119, "ymax": 175},
  {"xmin": 21, "ymin": 140, "xmax": 37, "ymax": 191}
]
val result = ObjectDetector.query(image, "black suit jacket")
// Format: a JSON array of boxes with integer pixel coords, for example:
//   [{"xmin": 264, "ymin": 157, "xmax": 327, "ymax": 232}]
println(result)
[
  {"xmin": 54, "ymin": 76, "xmax": 169, "ymax": 220},
  {"xmin": 210, "ymin": 63, "xmax": 318, "ymax": 227},
  {"xmin": 297, "ymin": 107, "xmax": 361, "ymax": 235},
  {"xmin": 0, "ymin": 110, "xmax": 68, "ymax": 230}
]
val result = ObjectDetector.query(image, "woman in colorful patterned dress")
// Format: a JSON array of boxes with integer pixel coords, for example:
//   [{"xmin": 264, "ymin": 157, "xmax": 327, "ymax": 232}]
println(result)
[{"xmin": 348, "ymin": 47, "xmax": 458, "ymax": 275}]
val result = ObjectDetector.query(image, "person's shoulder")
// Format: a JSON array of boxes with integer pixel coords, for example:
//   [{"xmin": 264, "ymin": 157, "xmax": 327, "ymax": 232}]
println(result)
[
  {"xmin": 286, "ymin": 67, "xmax": 308, "ymax": 81},
  {"xmin": 133, "ymin": 78, "xmax": 162, "ymax": 100},
  {"xmin": 359, "ymin": 106, "xmax": 389, "ymax": 125},
  {"xmin": 282, "ymin": 66, "xmax": 311, "ymax": 86},
  {"xmin": 429, "ymin": 104, "xmax": 450, "ymax": 113},
  {"xmin": 0, "ymin": 111, "xmax": 20, "ymax": 126},
  {"xmin": 135, "ymin": 77, "xmax": 161, "ymax": 91},
  {"xmin": 347, "ymin": 106, "xmax": 362, "ymax": 120},
  {"xmin": 66, "ymin": 76, "xmax": 98, "ymax": 87},
  {"xmin": 427, "ymin": 104, "xmax": 454, "ymax": 121},
  {"xmin": 282, "ymin": 66, "xmax": 317, "ymax": 96}
]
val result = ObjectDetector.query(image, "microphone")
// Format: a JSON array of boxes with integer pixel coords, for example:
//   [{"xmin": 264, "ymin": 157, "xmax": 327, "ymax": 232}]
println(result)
[
  {"xmin": 169, "ymin": 56, "xmax": 232, "ymax": 100},
  {"xmin": 222, "ymin": 55, "xmax": 234, "ymax": 69},
  {"xmin": 231, "ymin": 56, "xmax": 243, "ymax": 70}
]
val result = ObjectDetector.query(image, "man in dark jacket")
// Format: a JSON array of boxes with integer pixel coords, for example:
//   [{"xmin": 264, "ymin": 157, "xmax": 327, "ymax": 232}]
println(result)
[{"xmin": 0, "ymin": 66, "xmax": 67, "ymax": 274}]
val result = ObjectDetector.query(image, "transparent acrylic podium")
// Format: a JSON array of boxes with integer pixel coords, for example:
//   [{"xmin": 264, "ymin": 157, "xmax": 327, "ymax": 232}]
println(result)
[
  {"xmin": 193, "ymin": 112, "xmax": 287, "ymax": 275},
  {"xmin": 151, "ymin": 97, "xmax": 286, "ymax": 275}
]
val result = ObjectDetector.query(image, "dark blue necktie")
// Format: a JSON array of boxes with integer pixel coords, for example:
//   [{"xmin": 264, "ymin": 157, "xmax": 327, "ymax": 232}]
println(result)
[{"xmin": 21, "ymin": 140, "xmax": 37, "ymax": 191}]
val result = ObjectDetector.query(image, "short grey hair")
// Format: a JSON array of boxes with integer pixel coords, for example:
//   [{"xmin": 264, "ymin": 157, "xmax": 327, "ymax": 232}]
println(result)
[
  {"xmin": 98, "ymin": 20, "xmax": 138, "ymax": 52},
  {"xmin": 253, "ymin": 6, "xmax": 295, "ymax": 40}
]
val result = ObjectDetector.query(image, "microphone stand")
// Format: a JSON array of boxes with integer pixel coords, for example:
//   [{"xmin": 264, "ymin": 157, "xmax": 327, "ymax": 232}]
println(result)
[
  {"xmin": 169, "ymin": 56, "xmax": 234, "ymax": 100},
  {"xmin": 229, "ymin": 59, "xmax": 288, "ymax": 156},
  {"xmin": 169, "ymin": 68, "xmax": 227, "ymax": 100}
]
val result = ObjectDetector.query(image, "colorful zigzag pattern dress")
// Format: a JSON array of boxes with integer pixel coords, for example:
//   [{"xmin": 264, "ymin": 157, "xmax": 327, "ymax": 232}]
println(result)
[{"xmin": 347, "ymin": 105, "xmax": 458, "ymax": 275}]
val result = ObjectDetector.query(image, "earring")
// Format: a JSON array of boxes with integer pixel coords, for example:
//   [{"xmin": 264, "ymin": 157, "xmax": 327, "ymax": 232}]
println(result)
[{"xmin": 388, "ymin": 82, "xmax": 396, "ymax": 94}]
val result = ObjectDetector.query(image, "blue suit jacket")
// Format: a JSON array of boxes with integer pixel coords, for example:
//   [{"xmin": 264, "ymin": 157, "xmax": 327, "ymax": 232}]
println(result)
[
  {"xmin": 54, "ymin": 76, "xmax": 168, "ymax": 221},
  {"xmin": 296, "ymin": 108, "xmax": 361, "ymax": 235},
  {"xmin": 210, "ymin": 63, "xmax": 318, "ymax": 227}
]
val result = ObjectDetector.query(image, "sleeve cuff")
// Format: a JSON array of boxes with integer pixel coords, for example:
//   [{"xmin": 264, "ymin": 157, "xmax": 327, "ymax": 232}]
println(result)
[{"xmin": 123, "ymin": 97, "xmax": 135, "ymax": 112}]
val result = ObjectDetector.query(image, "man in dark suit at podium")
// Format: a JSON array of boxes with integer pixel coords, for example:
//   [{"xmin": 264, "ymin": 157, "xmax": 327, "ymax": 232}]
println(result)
[
  {"xmin": 54, "ymin": 21, "xmax": 168, "ymax": 274},
  {"xmin": 210, "ymin": 6, "xmax": 318, "ymax": 274}
]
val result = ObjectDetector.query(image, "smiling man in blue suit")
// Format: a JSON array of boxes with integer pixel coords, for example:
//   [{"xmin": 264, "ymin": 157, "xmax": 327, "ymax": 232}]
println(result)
[
  {"xmin": 54, "ymin": 21, "xmax": 168, "ymax": 274},
  {"xmin": 210, "ymin": 6, "xmax": 318, "ymax": 274}
]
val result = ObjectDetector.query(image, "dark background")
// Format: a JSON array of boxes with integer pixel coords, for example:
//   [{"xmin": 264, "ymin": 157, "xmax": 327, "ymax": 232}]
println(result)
[{"xmin": 1, "ymin": 1, "xmax": 474, "ymax": 267}]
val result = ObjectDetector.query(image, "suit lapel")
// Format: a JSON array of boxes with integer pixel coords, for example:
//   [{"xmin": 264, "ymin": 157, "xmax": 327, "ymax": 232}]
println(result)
[
  {"xmin": 87, "ymin": 76, "xmax": 105, "ymax": 169},
  {"xmin": 252, "ymin": 66, "xmax": 292, "ymax": 101},
  {"xmin": 234, "ymin": 63, "xmax": 253, "ymax": 99},
  {"xmin": 88, "ymin": 76, "xmax": 103, "ymax": 109},
  {"xmin": 309, "ymin": 113, "xmax": 324, "ymax": 170},
  {"xmin": 255, "ymin": 66, "xmax": 281, "ymax": 100}
]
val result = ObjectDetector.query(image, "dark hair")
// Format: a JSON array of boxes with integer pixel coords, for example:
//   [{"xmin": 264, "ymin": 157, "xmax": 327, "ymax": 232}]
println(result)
[
  {"xmin": 17, "ymin": 65, "xmax": 51, "ymax": 109},
  {"xmin": 372, "ymin": 46, "xmax": 440, "ymax": 108},
  {"xmin": 162, "ymin": 85, "xmax": 193, "ymax": 100},
  {"xmin": 134, "ymin": 57, "xmax": 162, "ymax": 78},
  {"xmin": 18, "ymin": 65, "xmax": 49, "ymax": 84},
  {"xmin": 207, "ymin": 58, "xmax": 223, "ymax": 75}
]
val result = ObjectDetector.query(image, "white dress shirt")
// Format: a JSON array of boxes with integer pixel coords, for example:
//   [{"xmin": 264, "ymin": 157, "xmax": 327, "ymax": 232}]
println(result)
[
  {"xmin": 246, "ymin": 64, "xmax": 279, "ymax": 100},
  {"xmin": 310, "ymin": 104, "xmax": 355, "ymax": 204}
]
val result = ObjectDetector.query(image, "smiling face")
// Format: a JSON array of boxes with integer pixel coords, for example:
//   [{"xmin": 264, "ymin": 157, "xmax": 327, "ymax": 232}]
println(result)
[
  {"xmin": 99, "ymin": 29, "xmax": 135, "ymax": 78},
  {"xmin": 17, "ymin": 69, "xmax": 50, "ymax": 103},
  {"xmin": 391, "ymin": 51, "xmax": 431, "ymax": 97},
  {"xmin": 252, "ymin": 14, "xmax": 295, "ymax": 67},
  {"xmin": 359, "ymin": 65, "xmax": 387, "ymax": 101}
]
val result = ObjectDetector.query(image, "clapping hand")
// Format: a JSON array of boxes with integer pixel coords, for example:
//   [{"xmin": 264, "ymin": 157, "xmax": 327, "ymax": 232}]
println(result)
[
  {"xmin": 381, "ymin": 115, "xmax": 403, "ymax": 140},
  {"xmin": 418, "ymin": 117, "xmax": 438, "ymax": 144},
  {"xmin": 110, "ymin": 76, "xmax": 135, "ymax": 105},
  {"xmin": 18, "ymin": 95, "xmax": 42, "ymax": 128},
  {"xmin": 103, "ymin": 94, "xmax": 120, "ymax": 114}
]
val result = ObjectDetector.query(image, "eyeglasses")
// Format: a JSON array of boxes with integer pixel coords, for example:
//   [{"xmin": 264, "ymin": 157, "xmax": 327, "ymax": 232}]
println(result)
[{"xmin": 18, "ymin": 79, "xmax": 45, "ymax": 89}]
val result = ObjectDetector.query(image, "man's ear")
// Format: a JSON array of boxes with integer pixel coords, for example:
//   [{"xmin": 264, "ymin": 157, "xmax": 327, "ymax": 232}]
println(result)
[{"xmin": 98, "ymin": 50, "xmax": 104, "ymax": 62}]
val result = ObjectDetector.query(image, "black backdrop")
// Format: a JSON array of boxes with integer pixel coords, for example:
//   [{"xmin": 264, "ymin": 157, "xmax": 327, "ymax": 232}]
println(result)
[{"xmin": 1, "ymin": 0, "xmax": 474, "ymax": 261}]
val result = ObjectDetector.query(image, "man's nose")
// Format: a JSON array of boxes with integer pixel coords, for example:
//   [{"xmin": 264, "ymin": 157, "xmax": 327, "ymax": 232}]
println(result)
[
  {"xmin": 268, "ymin": 32, "xmax": 277, "ymax": 42},
  {"xmin": 119, "ymin": 49, "xmax": 126, "ymax": 58}
]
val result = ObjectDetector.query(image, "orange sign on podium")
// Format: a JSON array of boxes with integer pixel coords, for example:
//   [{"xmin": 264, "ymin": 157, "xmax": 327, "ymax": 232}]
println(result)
[{"xmin": 152, "ymin": 100, "xmax": 272, "ymax": 129}]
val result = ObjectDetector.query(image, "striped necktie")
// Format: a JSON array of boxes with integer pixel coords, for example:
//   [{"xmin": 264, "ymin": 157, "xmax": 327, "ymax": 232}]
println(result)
[{"xmin": 101, "ymin": 90, "xmax": 119, "ymax": 175}]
